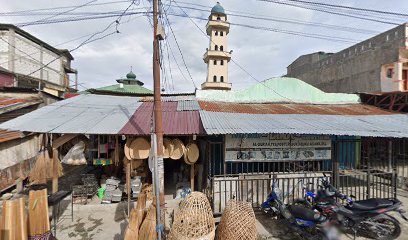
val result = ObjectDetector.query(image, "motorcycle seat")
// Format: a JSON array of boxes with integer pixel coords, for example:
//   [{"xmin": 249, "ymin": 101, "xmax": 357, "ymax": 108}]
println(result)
[
  {"xmin": 348, "ymin": 198, "xmax": 394, "ymax": 211},
  {"xmin": 288, "ymin": 205, "xmax": 326, "ymax": 223}
]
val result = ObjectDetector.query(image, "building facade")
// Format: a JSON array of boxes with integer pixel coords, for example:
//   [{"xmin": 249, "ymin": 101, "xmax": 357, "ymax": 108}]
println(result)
[
  {"xmin": 287, "ymin": 23, "xmax": 408, "ymax": 93},
  {"xmin": 202, "ymin": 2, "xmax": 232, "ymax": 90},
  {"xmin": 0, "ymin": 24, "xmax": 77, "ymax": 97}
]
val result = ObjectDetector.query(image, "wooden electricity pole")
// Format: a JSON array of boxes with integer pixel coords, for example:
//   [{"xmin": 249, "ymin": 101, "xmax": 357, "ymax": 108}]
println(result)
[{"xmin": 153, "ymin": 0, "xmax": 165, "ymax": 234}]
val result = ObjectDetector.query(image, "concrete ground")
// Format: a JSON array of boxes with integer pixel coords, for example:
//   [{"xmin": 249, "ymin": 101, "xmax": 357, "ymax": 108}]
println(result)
[{"xmin": 55, "ymin": 193, "xmax": 408, "ymax": 240}]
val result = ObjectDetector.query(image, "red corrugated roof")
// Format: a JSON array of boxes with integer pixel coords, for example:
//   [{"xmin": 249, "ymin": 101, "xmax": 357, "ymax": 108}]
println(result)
[
  {"xmin": 198, "ymin": 101, "xmax": 397, "ymax": 115},
  {"xmin": 119, "ymin": 102, "xmax": 204, "ymax": 135}
]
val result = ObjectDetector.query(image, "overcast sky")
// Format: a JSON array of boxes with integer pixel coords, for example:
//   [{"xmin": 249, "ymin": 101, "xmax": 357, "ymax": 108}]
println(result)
[{"xmin": 0, "ymin": 0, "xmax": 407, "ymax": 92}]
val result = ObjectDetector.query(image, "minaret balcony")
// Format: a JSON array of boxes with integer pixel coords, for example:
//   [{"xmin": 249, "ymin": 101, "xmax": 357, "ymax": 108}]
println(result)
[
  {"xmin": 206, "ymin": 21, "xmax": 230, "ymax": 35},
  {"xmin": 203, "ymin": 50, "xmax": 231, "ymax": 63},
  {"xmin": 202, "ymin": 81, "xmax": 232, "ymax": 90}
]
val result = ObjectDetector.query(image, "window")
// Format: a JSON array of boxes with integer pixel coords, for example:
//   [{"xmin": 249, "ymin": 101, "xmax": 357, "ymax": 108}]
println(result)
[
  {"xmin": 220, "ymin": 76, "xmax": 224, "ymax": 82},
  {"xmin": 214, "ymin": 60, "xmax": 217, "ymax": 65},
  {"xmin": 215, "ymin": 31, "xmax": 218, "ymax": 36},
  {"xmin": 220, "ymin": 45, "xmax": 224, "ymax": 51},
  {"xmin": 220, "ymin": 31, "xmax": 224, "ymax": 36},
  {"xmin": 213, "ymin": 76, "xmax": 217, "ymax": 82},
  {"xmin": 387, "ymin": 68, "xmax": 393, "ymax": 78},
  {"xmin": 215, "ymin": 45, "xmax": 218, "ymax": 51},
  {"xmin": 386, "ymin": 34, "xmax": 389, "ymax": 41},
  {"xmin": 217, "ymin": 16, "xmax": 221, "ymax": 20},
  {"xmin": 220, "ymin": 60, "xmax": 224, "ymax": 65}
]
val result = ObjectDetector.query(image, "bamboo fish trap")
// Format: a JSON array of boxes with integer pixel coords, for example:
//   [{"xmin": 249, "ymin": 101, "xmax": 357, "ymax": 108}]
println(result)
[
  {"xmin": 215, "ymin": 200, "xmax": 257, "ymax": 240},
  {"xmin": 169, "ymin": 192, "xmax": 215, "ymax": 240}
]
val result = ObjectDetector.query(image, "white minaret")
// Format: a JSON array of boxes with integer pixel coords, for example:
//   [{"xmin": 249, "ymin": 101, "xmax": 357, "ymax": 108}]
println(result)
[{"xmin": 201, "ymin": 2, "xmax": 232, "ymax": 90}]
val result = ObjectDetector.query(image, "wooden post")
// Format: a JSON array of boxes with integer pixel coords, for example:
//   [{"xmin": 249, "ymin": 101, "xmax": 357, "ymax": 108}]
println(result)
[
  {"xmin": 127, "ymin": 158, "xmax": 131, "ymax": 215},
  {"xmin": 115, "ymin": 136, "xmax": 119, "ymax": 166},
  {"xmin": 191, "ymin": 163, "xmax": 195, "ymax": 191},
  {"xmin": 52, "ymin": 148, "xmax": 59, "ymax": 193}
]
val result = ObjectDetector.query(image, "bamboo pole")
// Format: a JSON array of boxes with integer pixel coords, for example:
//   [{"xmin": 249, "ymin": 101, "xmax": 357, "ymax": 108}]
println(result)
[
  {"xmin": 191, "ymin": 163, "xmax": 195, "ymax": 191},
  {"xmin": 52, "ymin": 148, "xmax": 59, "ymax": 193}
]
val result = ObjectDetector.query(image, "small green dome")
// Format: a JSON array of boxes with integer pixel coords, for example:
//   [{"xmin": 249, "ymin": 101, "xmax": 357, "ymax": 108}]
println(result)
[
  {"xmin": 211, "ymin": 2, "xmax": 225, "ymax": 14},
  {"xmin": 126, "ymin": 71, "xmax": 136, "ymax": 79}
]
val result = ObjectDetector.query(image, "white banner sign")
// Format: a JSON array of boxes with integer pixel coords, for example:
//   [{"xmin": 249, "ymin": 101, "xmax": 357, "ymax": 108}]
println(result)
[{"xmin": 225, "ymin": 134, "xmax": 331, "ymax": 162}]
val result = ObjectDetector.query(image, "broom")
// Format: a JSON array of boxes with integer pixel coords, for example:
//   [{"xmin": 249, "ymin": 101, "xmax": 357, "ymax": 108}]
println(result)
[
  {"xmin": 29, "ymin": 150, "xmax": 49, "ymax": 184},
  {"xmin": 135, "ymin": 193, "xmax": 147, "ymax": 229},
  {"xmin": 138, "ymin": 202, "xmax": 157, "ymax": 240},
  {"xmin": 123, "ymin": 193, "xmax": 147, "ymax": 239}
]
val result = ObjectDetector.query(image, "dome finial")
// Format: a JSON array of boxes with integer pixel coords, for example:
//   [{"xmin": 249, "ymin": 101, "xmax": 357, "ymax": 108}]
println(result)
[
  {"xmin": 126, "ymin": 67, "xmax": 136, "ymax": 80},
  {"xmin": 211, "ymin": 2, "xmax": 225, "ymax": 14}
]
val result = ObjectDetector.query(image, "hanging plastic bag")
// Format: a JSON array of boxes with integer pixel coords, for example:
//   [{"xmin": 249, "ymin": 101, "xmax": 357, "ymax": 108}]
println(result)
[{"xmin": 62, "ymin": 141, "xmax": 87, "ymax": 165}]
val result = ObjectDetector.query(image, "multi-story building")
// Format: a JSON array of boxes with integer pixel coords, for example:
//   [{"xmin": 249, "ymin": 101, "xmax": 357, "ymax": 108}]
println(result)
[
  {"xmin": 201, "ymin": 2, "xmax": 232, "ymax": 91},
  {"xmin": 286, "ymin": 23, "xmax": 408, "ymax": 93},
  {"xmin": 0, "ymin": 24, "xmax": 77, "ymax": 97}
]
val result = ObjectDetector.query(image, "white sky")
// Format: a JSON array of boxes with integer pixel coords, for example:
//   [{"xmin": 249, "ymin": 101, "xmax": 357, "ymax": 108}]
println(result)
[{"xmin": 0, "ymin": 0, "xmax": 407, "ymax": 92}]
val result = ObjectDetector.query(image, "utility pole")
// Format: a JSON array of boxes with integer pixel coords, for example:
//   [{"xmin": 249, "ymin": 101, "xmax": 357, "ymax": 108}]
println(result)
[{"xmin": 153, "ymin": 0, "xmax": 165, "ymax": 236}]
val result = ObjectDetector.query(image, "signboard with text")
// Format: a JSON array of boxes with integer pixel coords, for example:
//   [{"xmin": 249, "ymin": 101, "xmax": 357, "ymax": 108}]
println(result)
[{"xmin": 225, "ymin": 134, "xmax": 331, "ymax": 162}]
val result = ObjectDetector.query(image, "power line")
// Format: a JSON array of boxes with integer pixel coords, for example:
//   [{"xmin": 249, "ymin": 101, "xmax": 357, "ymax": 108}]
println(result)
[
  {"xmin": 282, "ymin": 0, "xmax": 408, "ymax": 18},
  {"xmin": 18, "ymin": 0, "xmax": 98, "ymax": 27},
  {"xmin": 167, "ymin": 12, "xmax": 359, "ymax": 43},
  {"xmin": 162, "ymin": 8, "xmax": 198, "ymax": 89},
  {"xmin": 22, "ymin": 0, "xmax": 138, "ymax": 80},
  {"xmin": 257, "ymin": 0, "xmax": 401, "ymax": 25},
  {"xmin": 0, "ymin": 0, "xmax": 133, "ymax": 16},
  {"xmin": 172, "ymin": 2, "xmax": 379, "ymax": 35},
  {"xmin": 172, "ymin": 0, "xmax": 296, "ymax": 103}
]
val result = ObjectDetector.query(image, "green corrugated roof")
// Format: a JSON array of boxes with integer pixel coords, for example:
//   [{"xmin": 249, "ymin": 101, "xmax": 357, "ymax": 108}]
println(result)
[
  {"xmin": 196, "ymin": 77, "xmax": 360, "ymax": 104},
  {"xmin": 90, "ymin": 84, "xmax": 153, "ymax": 95}
]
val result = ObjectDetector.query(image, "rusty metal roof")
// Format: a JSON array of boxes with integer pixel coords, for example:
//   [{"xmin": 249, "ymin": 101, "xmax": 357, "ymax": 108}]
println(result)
[
  {"xmin": 0, "ymin": 97, "xmax": 42, "ymax": 114},
  {"xmin": 119, "ymin": 101, "xmax": 204, "ymax": 135},
  {"xmin": 198, "ymin": 101, "xmax": 396, "ymax": 115},
  {"xmin": 0, "ymin": 129, "xmax": 23, "ymax": 143}
]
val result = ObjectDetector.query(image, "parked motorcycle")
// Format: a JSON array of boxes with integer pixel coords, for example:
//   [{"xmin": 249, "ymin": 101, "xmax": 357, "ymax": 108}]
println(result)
[
  {"xmin": 261, "ymin": 176, "xmax": 339, "ymax": 240},
  {"xmin": 294, "ymin": 174, "xmax": 407, "ymax": 240}
]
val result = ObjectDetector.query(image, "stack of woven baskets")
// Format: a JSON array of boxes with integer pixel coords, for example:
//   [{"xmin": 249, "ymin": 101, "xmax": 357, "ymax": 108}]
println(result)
[
  {"xmin": 216, "ymin": 200, "xmax": 257, "ymax": 240},
  {"xmin": 164, "ymin": 138, "xmax": 200, "ymax": 164},
  {"xmin": 169, "ymin": 192, "xmax": 215, "ymax": 240},
  {"xmin": 124, "ymin": 137, "xmax": 151, "ymax": 160}
]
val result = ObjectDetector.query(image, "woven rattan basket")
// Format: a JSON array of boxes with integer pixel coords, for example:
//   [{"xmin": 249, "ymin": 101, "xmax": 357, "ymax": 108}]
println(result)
[
  {"xmin": 169, "ymin": 192, "xmax": 215, "ymax": 240},
  {"xmin": 183, "ymin": 142, "xmax": 199, "ymax": 165},
  {"xmin": 170, "ymin": 138, "xmax": 185, "ymax": 160},
  {"xmin": 129, "ymin": 137, "xmax": 150, "ymax": 159},
  {"xmin": 163, "ymin": 138, "xmax": 172, "ymax": 158},
  {"xmin": 215, "ymin": 200, "xmax": 257, "ymax": 240}
]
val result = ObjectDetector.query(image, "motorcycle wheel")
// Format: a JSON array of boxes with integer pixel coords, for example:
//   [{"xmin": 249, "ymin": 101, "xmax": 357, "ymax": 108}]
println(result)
[{"xmin": 361, "ymin": 215, "xmax": 401, "ymax": 240}]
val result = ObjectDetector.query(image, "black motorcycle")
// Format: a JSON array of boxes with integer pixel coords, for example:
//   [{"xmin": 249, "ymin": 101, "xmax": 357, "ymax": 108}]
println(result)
[
  {"xmin": 261, "ymin": 176, "xmax": 339, "ymax": 240},
  {"xmin": 294, "ymin": 174, "xmax": 407, "ymax": 240}
]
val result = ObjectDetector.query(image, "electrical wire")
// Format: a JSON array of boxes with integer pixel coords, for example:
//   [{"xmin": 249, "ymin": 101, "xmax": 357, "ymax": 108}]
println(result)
[
  {"xmin": 162, "ymin": 8, "xmax": 198, "ymax": 89},
  {"xmin": 282, "ymin": 0, "xmax": 408, "ymax": 18},
  {"xmin": 172, "ymin": 0, "xmax": 296, "ymax": 103},
  {"xmin": 257, "ymin": 0, "xmax": 401, "ymax": 25},
  {"xmin": 171, "ymin": 2, "xmax": 379, "ymax": 35},
  {"xmin": 22, "ymin": 0, "xmax": 138, "ymax": 79},
  {"xmin": 18, "ymin": 0, "xmax": 98, "ymax": 27}
]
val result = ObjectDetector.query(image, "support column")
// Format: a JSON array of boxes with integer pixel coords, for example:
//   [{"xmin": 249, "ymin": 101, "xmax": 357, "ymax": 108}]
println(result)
[{"xmin": 394, "ymin": 62, "xmax": 403, "ymax": 91}]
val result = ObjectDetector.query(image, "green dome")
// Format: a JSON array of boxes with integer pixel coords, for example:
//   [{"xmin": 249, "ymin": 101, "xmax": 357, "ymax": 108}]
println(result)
[
  {"xmin": 126, "ymin": 71, "xmax": 136, "ymax": 79},
  {"xmin": 211, "ymin": 2, "xmax": 225, "ymax": 14}
]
